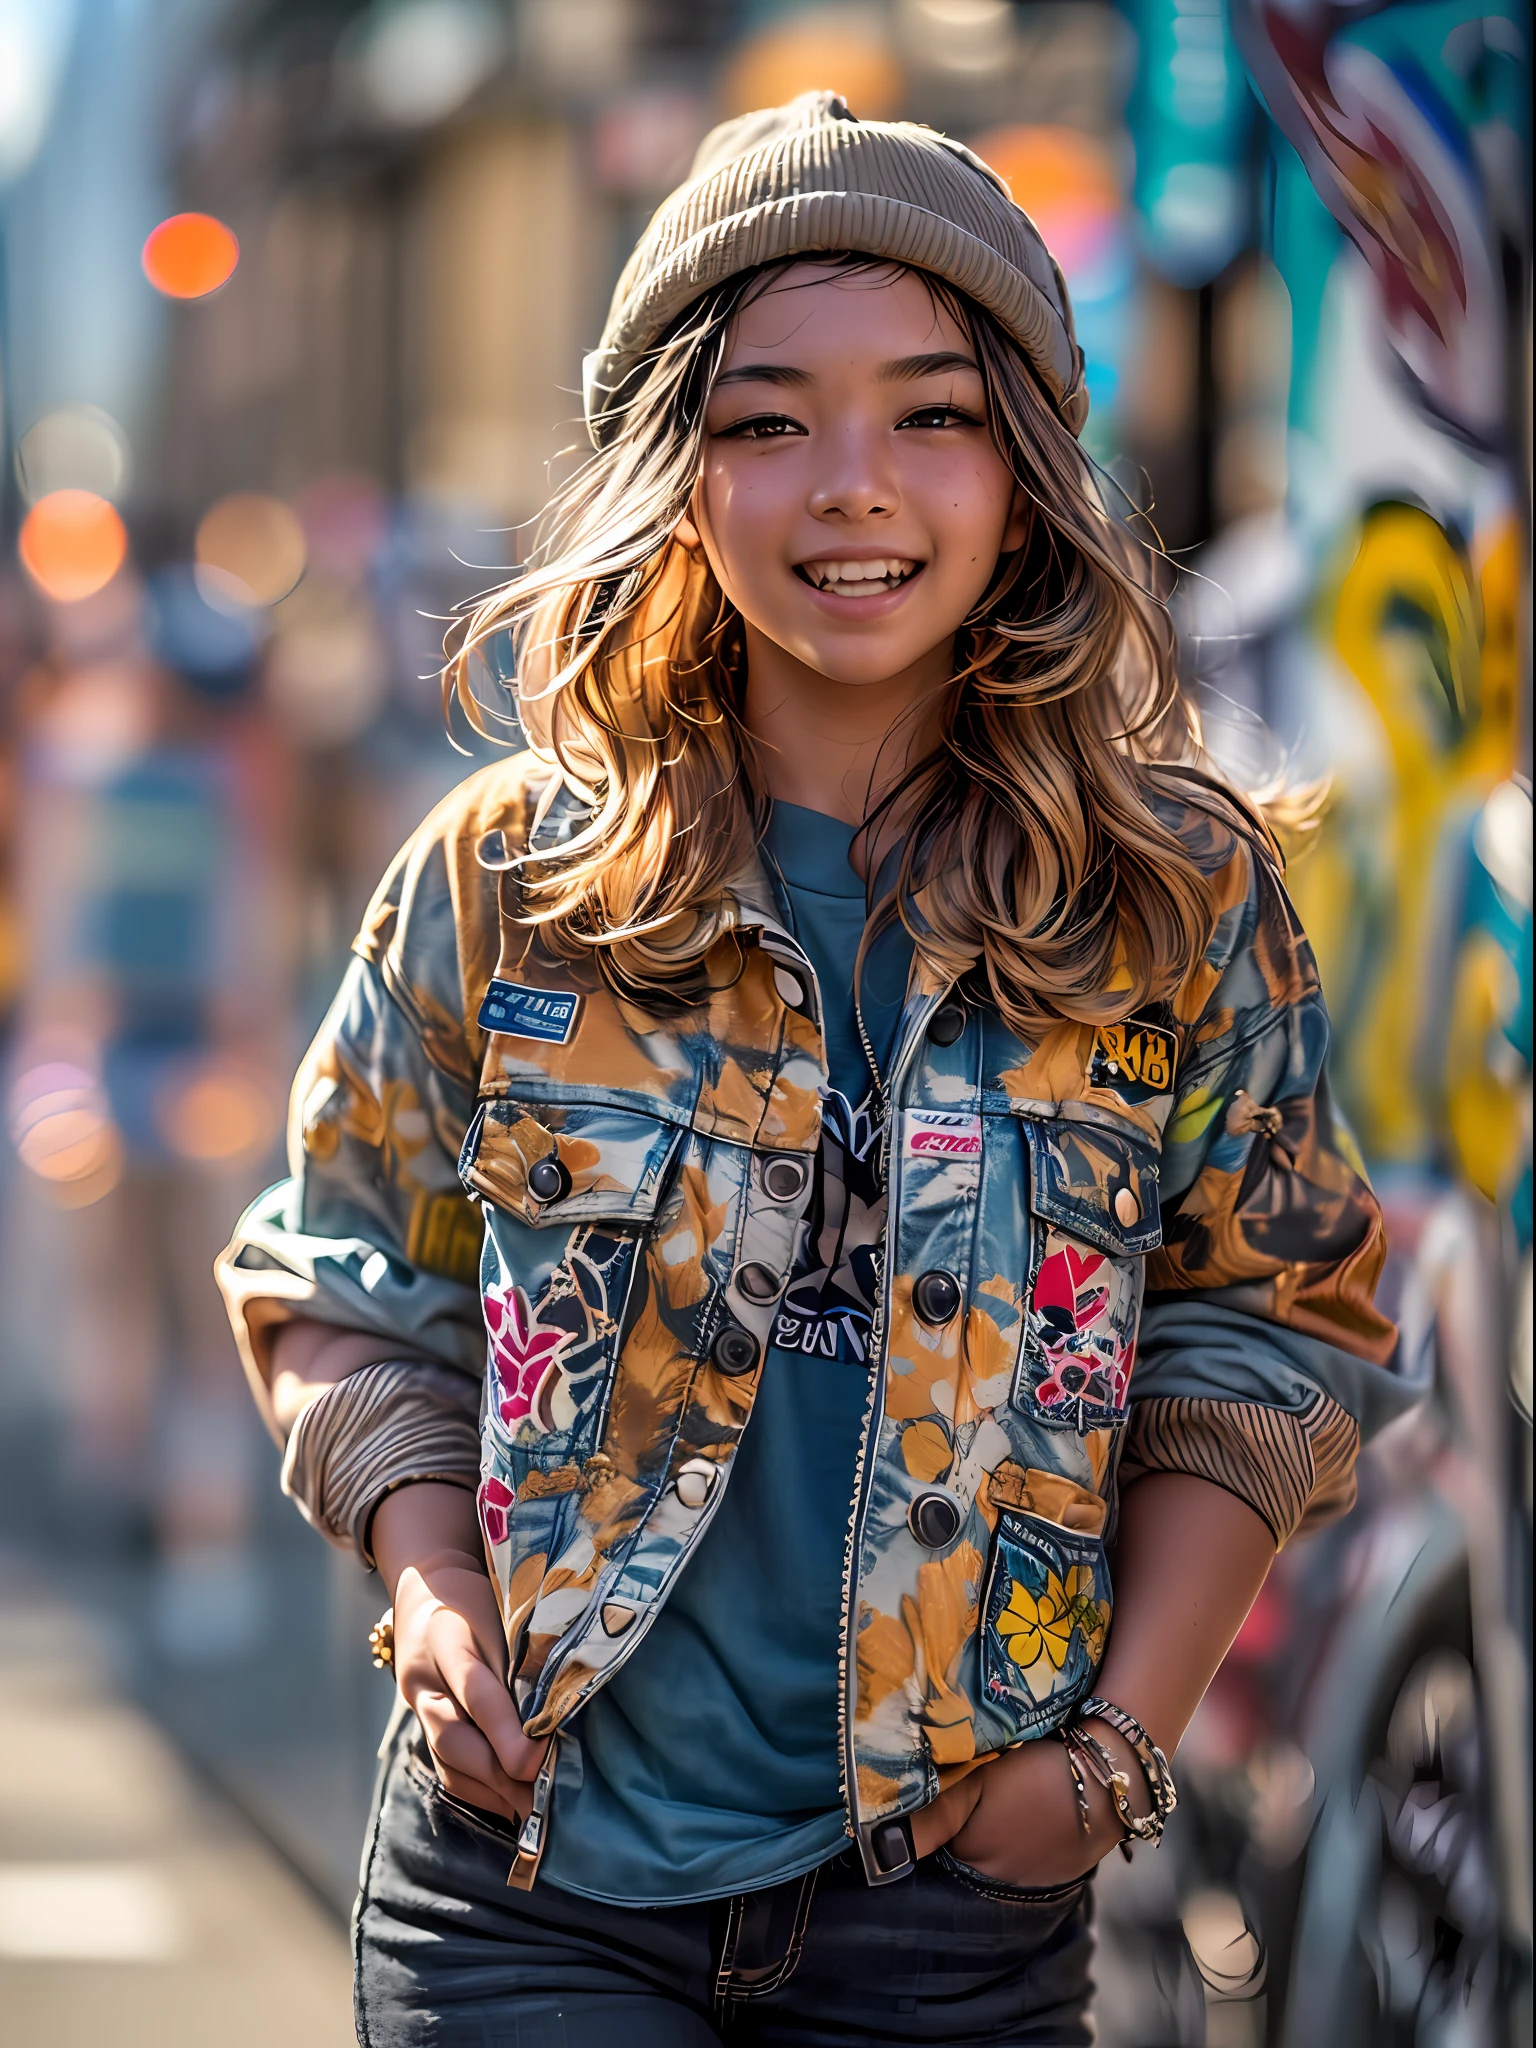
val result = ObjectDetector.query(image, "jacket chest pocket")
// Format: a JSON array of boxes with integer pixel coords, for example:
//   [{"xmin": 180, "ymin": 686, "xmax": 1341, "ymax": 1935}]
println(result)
[
  {"xmin": 460, "ymin": 1097, "xmax": 685, "ymax": 1444},
  {"xmin": 1011, "ymin": 1120, "xmax": 1162, "ymax": 1430}
]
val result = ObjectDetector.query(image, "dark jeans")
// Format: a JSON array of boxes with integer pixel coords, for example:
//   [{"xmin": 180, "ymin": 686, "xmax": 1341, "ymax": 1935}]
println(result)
[{"xmin": 353, "ymin": 1714, "xmax": 1095, "ymax": 2046}]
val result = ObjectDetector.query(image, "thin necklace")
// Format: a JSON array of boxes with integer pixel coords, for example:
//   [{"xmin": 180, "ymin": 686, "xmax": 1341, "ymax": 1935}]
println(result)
[{"xmin": 762, "ymin": 810, "xmax": 888, "ymax": 1124}]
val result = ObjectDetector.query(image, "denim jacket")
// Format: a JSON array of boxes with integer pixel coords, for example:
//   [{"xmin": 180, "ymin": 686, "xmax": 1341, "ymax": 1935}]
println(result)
[{"xmin": 219, "ymin": 757, "xmax": 1397, "ymax": 1887}]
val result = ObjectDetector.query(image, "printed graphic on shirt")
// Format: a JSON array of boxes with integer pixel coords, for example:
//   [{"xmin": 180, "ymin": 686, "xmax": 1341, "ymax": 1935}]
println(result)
[{"xmin": 773, "ymin": 1090, "xmax": 885, "ymax": 1365}]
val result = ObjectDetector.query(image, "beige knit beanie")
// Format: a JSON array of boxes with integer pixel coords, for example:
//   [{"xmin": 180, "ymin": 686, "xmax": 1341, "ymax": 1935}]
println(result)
[{"xmin": 582, "ymin": 90, "xmax": 1088, "ymax": 448}]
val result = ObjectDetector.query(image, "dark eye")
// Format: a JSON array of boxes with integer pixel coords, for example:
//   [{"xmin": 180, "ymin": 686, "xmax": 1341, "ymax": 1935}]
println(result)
[
  {"xmin": 716, "ymin": 413, "xmax": 805, "ymax": 442},
  {"xmin": 898, "ymin": 404, "xmax": 982, "ymax": 431}
]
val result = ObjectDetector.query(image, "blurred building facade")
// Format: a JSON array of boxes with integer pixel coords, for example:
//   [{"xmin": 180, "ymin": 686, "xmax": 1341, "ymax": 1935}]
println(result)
[{"xmin": 0, "ymin": 0, "xmax": 1529, "ymax": 2039}]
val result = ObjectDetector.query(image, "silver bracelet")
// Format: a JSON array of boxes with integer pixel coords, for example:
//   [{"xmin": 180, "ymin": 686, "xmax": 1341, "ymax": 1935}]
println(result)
[{"xmin": 1077, "ymin": 1696, "xmax": 1177, "ymax": 1829}]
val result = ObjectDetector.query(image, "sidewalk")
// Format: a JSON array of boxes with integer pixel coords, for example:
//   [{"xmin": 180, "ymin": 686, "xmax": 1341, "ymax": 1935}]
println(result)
[{"xmin": 0, "ymin": 1551, "xmax": 354, "ymax": 2048}]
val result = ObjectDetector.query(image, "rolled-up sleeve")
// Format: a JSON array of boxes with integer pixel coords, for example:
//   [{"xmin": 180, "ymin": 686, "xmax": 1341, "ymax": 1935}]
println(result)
[
  {"xmin": 1125, "ymin": 835, "xmax": 1413, "ymax": 1543},
  {"xmin": 281, "ymin": 1359, "xmax": 482, "ymax": 1561}
]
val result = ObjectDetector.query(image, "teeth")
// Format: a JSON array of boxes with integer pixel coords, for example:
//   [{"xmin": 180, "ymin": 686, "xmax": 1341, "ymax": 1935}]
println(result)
[{"xmin": 803, "ymin": 557, "xmax": 917, "ymax": 593}]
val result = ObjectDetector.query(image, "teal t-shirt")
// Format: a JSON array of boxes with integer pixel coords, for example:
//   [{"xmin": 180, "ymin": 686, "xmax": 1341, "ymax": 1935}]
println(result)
[{"xmin": 539, "ymin": 803, "xmax": 913, "ymax": 1905}]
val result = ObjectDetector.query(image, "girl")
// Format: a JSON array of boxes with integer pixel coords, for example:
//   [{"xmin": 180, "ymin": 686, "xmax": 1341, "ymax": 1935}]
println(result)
[{"xmin": 220, "ymin": 92, "xmax": 1404, "ymax": 2047}]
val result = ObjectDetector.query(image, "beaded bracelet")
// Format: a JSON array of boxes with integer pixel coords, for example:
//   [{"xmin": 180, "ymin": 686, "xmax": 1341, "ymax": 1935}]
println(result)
[{"xmin": 368, "ymin": 1609, "xmax": 395, "ymax": 1670}]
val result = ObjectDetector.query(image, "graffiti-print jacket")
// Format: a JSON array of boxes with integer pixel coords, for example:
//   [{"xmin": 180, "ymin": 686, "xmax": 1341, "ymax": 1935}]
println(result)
[{"xmin": 219, "ymin": 756, "xmax": 1398, "ymax": 1887}]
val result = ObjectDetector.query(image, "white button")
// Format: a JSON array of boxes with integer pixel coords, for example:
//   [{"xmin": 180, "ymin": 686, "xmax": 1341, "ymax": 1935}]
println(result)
[
  {"xmin": 1114, "ymin": 1187, "xmax": 1141, "ymax": 1227},
  {"xmin": 773, "ymin": 967, "xmax": 806, "ymax": 1009},
  {"xmin": 673, "ymin": 1461, "xmax": 718, "ymax": 1510}
]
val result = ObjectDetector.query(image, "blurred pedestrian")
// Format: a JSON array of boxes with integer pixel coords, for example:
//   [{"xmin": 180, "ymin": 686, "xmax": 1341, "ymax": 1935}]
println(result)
[
  {"xmin": 8, "ymin": 574, "xmax": 291, "ymax": 1652},
  {"xmin": 219, "ymin": 94, "xmax": 1409, "ymax": 2045}
]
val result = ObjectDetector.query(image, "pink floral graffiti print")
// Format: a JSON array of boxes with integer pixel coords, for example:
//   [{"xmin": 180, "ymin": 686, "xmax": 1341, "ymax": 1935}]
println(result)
[
  {"xmin": 1031, "ymin": 1238, "xmax": 1134, "ymax": 1420},
  {"xmin": 484, "ymin": 1281, "xmax": 569, "ymax": 1430}
]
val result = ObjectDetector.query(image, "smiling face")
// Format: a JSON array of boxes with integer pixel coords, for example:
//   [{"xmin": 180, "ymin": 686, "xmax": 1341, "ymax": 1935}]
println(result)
[{"xmin": 688, "ymin": 262, "xmax": 1029, "ymax": 694}]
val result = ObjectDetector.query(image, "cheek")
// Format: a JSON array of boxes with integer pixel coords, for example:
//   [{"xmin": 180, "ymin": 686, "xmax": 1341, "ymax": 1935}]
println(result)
[
  {"xmin": 928, "ymin": 459, "xmax": 1018, "ymax": 559},
  {"xmin": 699, "ymin": 460, "xmax": 792, "ymax": 578}
]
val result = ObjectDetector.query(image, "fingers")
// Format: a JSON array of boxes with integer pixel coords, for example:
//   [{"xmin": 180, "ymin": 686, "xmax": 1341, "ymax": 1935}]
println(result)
[
  {"xmin": 943, "ymin": 1743, "xmax": 1101, "ymax": 1888},
  {"xmin": 457, "ymin": 1655, "xmax": 547, "ymax": 1782},
  {"xmin": 434, "ymin": 1766, "xmax": 523, "ymax": 1827},
  {"xmin": 448, "ymin": 1569, "xmax": 515, "ymax": 1683},
  {"xmin": 910, "ymin": 1771, "xmax": 986, "ymax": 1861},
  {"xmin": 391, "ymin": 1561, "xmax": 548, "ymax": 1809},
  {"xmin": 416, "ymin": 1691, "xmax": 529, "ymax": 1825},
  {"xmin": 423, "ymin": 1606, "xmax": 544, "ymax": 1780}
]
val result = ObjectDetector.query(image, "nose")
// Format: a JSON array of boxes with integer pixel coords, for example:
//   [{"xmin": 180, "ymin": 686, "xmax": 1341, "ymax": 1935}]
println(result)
[{"xmin": 807, "ymin": 422, "xmax": 899, "ymax": 524}]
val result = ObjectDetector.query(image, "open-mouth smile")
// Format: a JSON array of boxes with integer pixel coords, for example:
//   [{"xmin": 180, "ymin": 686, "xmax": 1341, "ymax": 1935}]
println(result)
[{"xmin": 794, "ymin": 556, "xmax": 922, "ymax": 599}]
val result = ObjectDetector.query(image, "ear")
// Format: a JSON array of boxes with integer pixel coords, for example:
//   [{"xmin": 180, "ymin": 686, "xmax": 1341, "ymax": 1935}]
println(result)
[
  {"xmin": 674, "ymin": 512, "xmax": 702, "ymax": 551},
  {"xmin": 1000, "ymin": 484, "xmax": 1031, "ymax": 555}
]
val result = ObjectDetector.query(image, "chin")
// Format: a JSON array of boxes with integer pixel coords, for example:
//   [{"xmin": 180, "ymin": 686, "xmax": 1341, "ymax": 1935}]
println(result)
[{"xmin": 793, "ymin": 639, "xmax": 932, "ymax": 688}]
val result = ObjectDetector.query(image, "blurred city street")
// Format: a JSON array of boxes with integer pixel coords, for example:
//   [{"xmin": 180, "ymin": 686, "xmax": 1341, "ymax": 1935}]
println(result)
[
  {"xmin": 0, "ymin": 1, "xmax": 1529, "ymax": 2044},
  {"xmin": 0, "ymin": 1549, "xmax": 352, "ymax": 2046}
]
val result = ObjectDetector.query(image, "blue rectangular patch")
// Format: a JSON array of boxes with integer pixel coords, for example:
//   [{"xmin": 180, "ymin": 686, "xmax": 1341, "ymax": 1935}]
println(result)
[{"xmin": 477, "ymin": 980, "xmax": 580, "ymax": 1045}]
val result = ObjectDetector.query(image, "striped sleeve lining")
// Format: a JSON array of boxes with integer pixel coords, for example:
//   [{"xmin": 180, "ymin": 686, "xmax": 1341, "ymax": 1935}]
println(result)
[
  {"xmin": 281, "ymin": 1361, "xmax": 481, "ymax": 1564},
  {"xmin": 1119, "ymin": 1391, "xmax": 1360, "ymax": 1547}
]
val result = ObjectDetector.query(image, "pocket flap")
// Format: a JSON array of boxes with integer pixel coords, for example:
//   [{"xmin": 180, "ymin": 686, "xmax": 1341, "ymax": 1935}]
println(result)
[
  {"xmin": 1024, "ymin": 1120, "xmax": 1162, "ymax": 1255},
  {"xmin": 460, "ymin": 1099, "xmax": 683, "ymax": 1227},
  {"xmin": 986, "ymin": 1462, "xmax": 1108, "ymax": 1537}
]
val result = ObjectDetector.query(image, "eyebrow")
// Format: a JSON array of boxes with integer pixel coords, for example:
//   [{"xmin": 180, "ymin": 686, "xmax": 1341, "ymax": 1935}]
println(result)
[
  {"xmin": 880, "ymin": 350, "xmax": 981, "ymax": 381},
  {"xmin": 713, "ymin": 349, "xmax": 981, "ymax": 392},
  {"xmin": 713, "ymin": 363, "xmax": 813, "ymax": 388}
]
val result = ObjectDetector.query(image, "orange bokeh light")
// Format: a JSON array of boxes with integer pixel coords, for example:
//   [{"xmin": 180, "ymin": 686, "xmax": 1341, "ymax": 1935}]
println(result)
[
  {"xmin": 970, "ymin": 127, "xmax": 1122, "ymax": 274},
  {"xmin": 155, "ymin": 1063, "xmax": 279, "ymax": 1164},
  {"xmin": 141, "ymin": 212, "xmax": 239, "ymax": 299},
  {"xmin": 723, "ymin": 27, "xmax": 902, "ymax": 120},
  {"xmin": 18, "ymin": 490, "xmax": 129, "ymax": 603}
]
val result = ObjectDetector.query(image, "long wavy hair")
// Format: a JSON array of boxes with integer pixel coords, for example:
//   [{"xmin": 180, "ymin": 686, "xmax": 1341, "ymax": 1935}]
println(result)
[{"xmin": 446, "ymin": 255, "xmax": 1279, "ymax": 1032}]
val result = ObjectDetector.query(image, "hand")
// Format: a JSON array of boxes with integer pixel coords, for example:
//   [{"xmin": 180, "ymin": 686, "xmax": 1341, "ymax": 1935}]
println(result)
[
  {"xmin": 918, "ymin": 1476, "xmax": 1278, "ymax": 1889},
  {"xmin": 953, "ymin": 1729, "xmax": 1145, "ymax": 1887},
  {"xmin": 374, "ymin": 1484, "xmax": 547, "ymax": 1829},
  {"xmin": 912, "ymin": 1728, "xmax": 1141, "ymax": 1889}
]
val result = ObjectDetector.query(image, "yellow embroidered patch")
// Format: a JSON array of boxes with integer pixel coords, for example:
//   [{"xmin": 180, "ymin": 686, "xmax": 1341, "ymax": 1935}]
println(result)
[{"xmin": 1090, "ymin": 1019, "xmax": 1177, "ymax": 1099}]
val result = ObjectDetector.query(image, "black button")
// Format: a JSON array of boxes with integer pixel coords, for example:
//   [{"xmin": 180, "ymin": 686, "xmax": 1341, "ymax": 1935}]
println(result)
[
  {"xmin": 710, "ymin": 1326, "xmax": 760, "ymax": 1377},
  {"xmin": 928, "ymin": 1003, "xmax": 966, "ymax": 1046},
  {"xmin": 733, "ymin": 1261, "xmax": 780, "ymax": 1304},
  {"xmin": 908, "ymin": 1490, "xmax": 963, "ymax": 1549},
  {"xmin": 761, "ymin": 1155, "xmax": 810, "ymax": 1203},
  {"xmin": 527, "ymin": 1157, "xmax": 568, "ymax": 1202},
  {"xmin": 913, "ymin": 1269, "xmax": 961, "ymax": 1326}
]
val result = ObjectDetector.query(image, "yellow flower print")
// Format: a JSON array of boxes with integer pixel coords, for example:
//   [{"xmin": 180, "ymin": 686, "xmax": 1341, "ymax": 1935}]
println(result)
[
  {"xmin": 996, "ymin": 1566, "xmax": 1108, "ymax": 1681},
  {"xmin": 996, "ymin": 1569, "xmax": 1075, "ymax": 1673}
]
